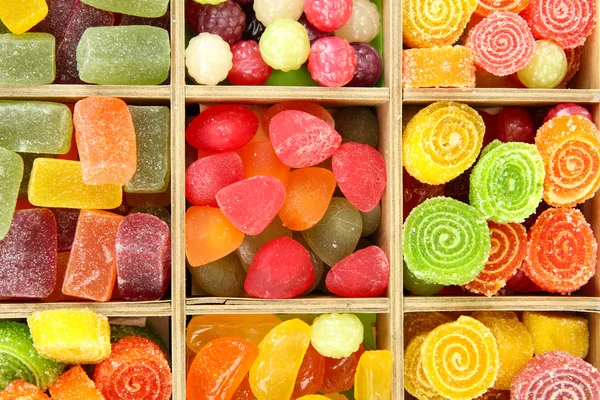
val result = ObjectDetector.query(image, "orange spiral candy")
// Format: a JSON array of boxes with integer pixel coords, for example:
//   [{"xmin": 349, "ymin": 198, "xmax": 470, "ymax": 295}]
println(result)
[
  {"xmin": 524, "ymin": 207, "xmax": 597, "ymax": 294},
  {"xmin": 559, "ymin": 46, "xmax": 583, "ymax": 87},
  {"xmin": 474, "ymin": 0, "xmax": 529, "ymax": 16},
  {"xmin": 535, "ymin": 115, "xmax": 600, "ymax": 207},
  {"xmin": 464, "ymin": 222, "xmax": 527, "ymax": 296}
]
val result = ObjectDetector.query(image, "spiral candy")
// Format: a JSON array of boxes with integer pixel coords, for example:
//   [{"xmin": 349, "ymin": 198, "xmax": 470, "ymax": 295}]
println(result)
[
  {"xmin": 474, "ymin": 0, "xmax": 529, "ymax": 16},
  {"xmin": 404, "ymin": 312, "xmax": 453, "ymax": 348},
  {"xmin": 404, "ymin": 334, "xmax": 446, "ymax": 400},
  {"xmin": 403, "ymin": 101, "xmax": 485, "ymax": 185}
]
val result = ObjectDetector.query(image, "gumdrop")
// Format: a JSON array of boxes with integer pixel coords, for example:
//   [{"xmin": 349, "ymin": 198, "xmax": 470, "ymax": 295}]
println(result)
[
  {"xmin": 236, "ymin": 140, "xmax": 290, "ymax": 185},
  {"xmin": 49, "ymin": 365, "xmax": 104, "ymax": 400},
  {"xmin": 189, "ymin": 253, "xmax": 246, "ymax": 297},
  {"xmin": 326, "ymin": 246, "xmax": 389, "ymax": 297},
  {"xmin": 186, "ymin": 152, "xmax": 244, "ymax": 207}
]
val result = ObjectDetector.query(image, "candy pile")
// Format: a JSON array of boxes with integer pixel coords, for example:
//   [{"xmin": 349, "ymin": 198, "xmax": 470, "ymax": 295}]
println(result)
[
  {"xmin": 404, "ymin": 311, "xmax": 600, "ymax": 399},
  {"xmin": 403, "ymin": 101, "xmax": 599, "ymax": 296},
  {"xmin": 402, "ymin": 0, "xmax": 596, "ymax": 88},
  {"xmin": 186, "ymin": 102, "xmax": 390, "ymax": 299},
  {"xmin": 0, "ymin": 309, "xmax": 172, "ymax": 400},
  {"xmin": 186, "ymin": 313, "xmax": 392, "ymax": 399},
  {"xmin": 0, "ymin": 97, "xmax": 172, "ymax": 302},
  {"xmin": 0, "ymin": 0, "xmax": 171, "ymax": 85},
  {"xmin": 185, "ymin": 0, "xmax": 383, "ymax": 87}
]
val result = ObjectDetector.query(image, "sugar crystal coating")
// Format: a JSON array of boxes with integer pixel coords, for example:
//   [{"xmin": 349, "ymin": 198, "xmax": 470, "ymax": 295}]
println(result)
[
  {"xmin": 402, "ymin": 46, "xmax": 476, "ymax": 88},
  {"xmin": 523, "ymin": 311, "xmax": 589, "ymax": 358},
  {"xmin": 81, "ymin": 0, "xmax": 169, "ymax": 18},
  {"xmin": 110, "ymin": 324, "xmax": 168, "ymax": 354},
  {"xmin": 31, "ymin": 0, "xmax": 79, "ymax": 38},
  {"xmin": 334, "ymin": 0, "xmax": 380, "ymax": 43},
  {"xmin": 186, "ymin": 32, "xmax": 233, "ymax": 85},
  {"xmin": 49, "ymin": 365, "xmax": 104, "ymax": 400},
  {"xmin": 0, "ymin": 148, "xmax": 23, "ymax": 239},
  {"xmin": 0, "ymin": 0, "xmax": 48, "ymax": 34},
  {"xmin": 475, "ymin": 0, "xmax": 529, "ymax": 16},
  {"xmin": 354, "ymin": 351, "xmax": 393, "ymax": 400},
  {"xmin": 264, "ymin": 101, "xmax": 335, "ymax": 129},
  {"xmin": 404, "ymin": 312, "xmax": 453, "ymax": 347},
  {"xmin": 42, "ymin": 252, "xmax": 74, "ymax": 302},
  {"xmin": 404, "ymin": 333, "xmax": 445, "ymax": 400},
  {"xmin": 19, "ymin": 153, "xmax": 54, "ymax": 199},
  {"xmin": 187, "ymin": 152, "xmax": 244, "ymax": 207},
  {"xmin": 0, "ymin": 33, "xmax": 55, "ymax": 85},
  {"xmin": 311, "ymin": 313, "xmax": 363, "ymax": 359},
  {"xmin": 0, "ymin": 380, "xmax": 50, "ymax": 399},
  {"xmin": 259, "ymin": 19, "xmax": 310, "ymax": 72}
]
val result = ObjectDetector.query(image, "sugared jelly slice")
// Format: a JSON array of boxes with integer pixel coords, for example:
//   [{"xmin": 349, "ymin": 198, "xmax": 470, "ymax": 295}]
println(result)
[
  {"xmin": 0, "ymin": 148, "xmax": 23, "ymax": 240},
  {"xmin": 81, "ymin": 0, "xmax": 169, "ymax": 18},
  {"xmin": 402, "ymin": 46, "xmax": 476, "ymax": 88},
  {"xmin": 522, "ymin": 311, "xmax": 589, "ymax": 358},
  {"xmin": 354, "ymin": 350, "xmax": 393, "ymax": 400}
]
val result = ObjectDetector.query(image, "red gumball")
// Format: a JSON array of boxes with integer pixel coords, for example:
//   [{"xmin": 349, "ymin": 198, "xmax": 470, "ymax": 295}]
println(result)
[
  {"xmin": 543, "ymin": 103, "xmax": 593, "ymax": 124},
  {"xmin": 186, "ymin": 152, "xmax": 244, "ymax": 207},
  {"xmin": 228, "ymin": 40, "xmax": 272, "ymax": 86},
  {"xmin": 308, "ymin": 36, "xmax": 357, "ymax": 88},
  {"xmin": 494, "ymin": 107, "xmax": 535, "ymax": 143}
]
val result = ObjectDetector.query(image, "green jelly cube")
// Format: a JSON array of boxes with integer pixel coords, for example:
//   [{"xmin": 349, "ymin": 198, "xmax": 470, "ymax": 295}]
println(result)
[
  {"xmin": 124, "ymin": 106, "xmax": 170, "ymax": 194},
  {"xmin": 0, "ymin": 101, "xmax": 72, "ymax": 154},
  {"xmin": 0, "ymin": 33, "xmax": 55, "ymax": 84},
  {"xmin": 77, "ymin": 26, "xmax": 170, "ymax": 85},
  {"xmin": 18, "ymin": 153, "xmax": 55, "ymax": 198},
  {"xmin": 81, "ymin": 0, "xmax": 169, "ymax": 18},
  {"xmin": 0, "ymin": 148, "xmax": 23, "ymax": 239}
]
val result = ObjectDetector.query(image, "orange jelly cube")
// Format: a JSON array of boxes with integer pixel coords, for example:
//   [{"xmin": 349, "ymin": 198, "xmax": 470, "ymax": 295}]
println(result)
[
  {"xmin": 62, "ymin": 210, "xmax": 124, "ymax": 302},
  {"xmin": 49, "ymin": 365, "xmax": 104, "ymax": 400},
  {"xmin": 402, "ymin": 46, "xmax": 476, "ymax": 88},
  {"xmin": 236, "ymin": 140, "xmax": 290, "ymax": 186},
  {"xmin": 186, "ymin": 206, "xmax": 244, "ymax": 266}
]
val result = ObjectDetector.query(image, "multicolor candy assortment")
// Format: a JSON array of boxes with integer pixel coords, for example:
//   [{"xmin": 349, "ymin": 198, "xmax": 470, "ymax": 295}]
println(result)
[
  {"xmin": 186, "ymin": 103, "xmax": 390, "ymax": 299},
  {"xmin": 187, "ymin": 313, "xmax": 392, "ymax": 399},
  {"xmin": 0, "ymin": 97, "xmax": 172, "ymax": 302},
  {"xmin": 185, "ymin": 0, "xmax": 383, "ymax": 87},
  {"xmin": 405, "ymin": 311, "xmax": 599, "ymax": 399},
  {"xmin": 404, "ymin": 102, "xmax": 599, "ymax": 296}
]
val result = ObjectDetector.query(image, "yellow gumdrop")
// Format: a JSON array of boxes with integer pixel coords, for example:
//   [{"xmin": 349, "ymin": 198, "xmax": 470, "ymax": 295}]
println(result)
[
  {"xmin": 0, "ymin": 0, "xmax": 48, "ymax": 34},
  {"xmin": 404, "ymin": 312, "xmax": 453, "ymax": 348},
  {"xmin": 404, "ymin": 334, "xmax": 445, "ymax": 400},
  {"xmin": 403, "ymin": 101, "xmax": 485, "ymax": 185},
  {"xmin": 522, "ymin": 311, "xmax": 589, "ymax": 358},
  {"xmin": 354, "ymin": 350, "xmax": 393, "ymax": 400},
  {"xmin": 421, "ymin": 316, "xmax": 499, "ymax": 400},
  {"xmin": 472, "ymin": 311, "xmax": 534, "ymax": 390}
]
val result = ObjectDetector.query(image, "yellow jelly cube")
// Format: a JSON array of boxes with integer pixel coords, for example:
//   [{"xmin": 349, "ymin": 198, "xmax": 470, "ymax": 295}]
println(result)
[
  {"xmin": 0, "ymin": 0, "xmax": 48, "ymax": 34},
  {"xmin": 402, "ymin": 46, "xmax": 476, "ymax": 88},
  {"xmin": 523, "ymin": 311, "xmax": 589, "ymax": 358},
  {"xmin": 27, "ymin": 309, "xmax": 111, "ymax": 364},
  {"xmin": 28, "ymin": 159, "xmax": 122, "ymax": 209}
]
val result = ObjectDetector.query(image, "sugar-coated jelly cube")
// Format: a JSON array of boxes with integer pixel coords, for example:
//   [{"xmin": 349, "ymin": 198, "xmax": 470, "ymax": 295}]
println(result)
[
  {"xmin": 0, "ymin": 101, "xmax": 72, "ymax": 154},
  {"xmin": 19, "ymin": 154, "xmax": 54, "ymax": 199},
  {"xmin": 124, "ymin": 106, "xmax": 170, "ymax": 194},
  {"xmin": 523, "ymin": 311, "xmax": 589, "ymax": 358},
  {"xmin": 402, "ymin": 46, "xmax": 476, "ymax": 88},
  {"xmin": 42, "ymin": 252, "xmax": 75, "ymax": 302},
  {"xmin": 32, "ymin": 0, "xmax": 77, "ymax": 38},
  {"xmin": 0, "ymin": 33, "xmax": 55, "ymax": 84},
  {"xmin": 49, "ymin": 365, "xmax": 104, "ymax": 400},
  {"xmin": 77, "ymin": 26, "xmax": 171, "ymax": 85},
  {"xmin": 62, "ymin": 210, "xmax": 124, "ymax": 302},
  {"xmin": 28, "ymin": 309, "xmax": 111, "ymax": 364},
  {"xmin": 82, "ymin": 0, "xmax": 169, "ymax": 18},
  {"xmin": 52, "ymin": 208, "xmax": 79, "ymax": 251},
  {"xmin": 29, "ymin": 159, "xmax": 122, "ymax": 209},
  {"xmin": 129, "ymin": 206, "xmax": 171, "ymax": 227},
  {"xmin": 116, "ymin": 213, "xmax": 171, "ymax": 301},
  {"xmin": 0, "ymin": 0, "xmax": 48, "ymax": 34},
  {"xmin": 0, "ymin": 148, "xmax": 23, "ymax": 239},
  {"xmin": 0, "ymin": 209, "xmax": 57, "ymax": 298}
]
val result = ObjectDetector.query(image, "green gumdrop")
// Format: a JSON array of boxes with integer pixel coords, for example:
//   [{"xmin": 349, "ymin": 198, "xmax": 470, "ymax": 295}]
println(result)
[
  {"xmin": 129, "ymin": 206, "xmax": 171, "ymax": 227},
  {"xmin": 470, "ymin": 140, "xmax": 545, "ymax": 223},
  {"xmin": 293, "ymin": 231, "xmax": 325, "ymax": 295},
  {"xmin": 124, "ymin": 106, "xmax": 171, "ymax": 194},
  {"xmin": 0, "ymin": 101, "xmax": 72, "ymax": 154},
  {"xmin": 333, "ymin": 107, "xmax": 380, "ymax": 148},
  {"xmin": 403, "ymin": 197, "xmax": 491, "ymax": 285},
  {"xmin": 0, "ymin": 148, "xmax": 23, "ymax": 239},
  {"xmin": 18, "ymin": 153, "xmax": 55, "ymax": 198},
  {"xmin": 360, "ymin": 203, "xmax": 381, "ymax": 237},
  {"xmin": 189, "ymin": 253, "xmax": 246, "ymax": 297},
  {"xmin": 265, "ymin": 66, "xmax": 318, "ymax": 86},
  {"xmin": 77, "ymin": 26, "xmax": 171, "ymax": 85},
  {"xmin": 302, "ymin": 197, "xmax": 363, "ymax": 266},
  {"xmin": 403, "ymin": 262, "xmax": 444, "ymax": 296},
  {"xmin": 81, "ymin": 0, "xmax": 169, "ymax": 17},
  {"xmin": 0, "ymin": 33, "xmax": 55, "ymax": 84},
  {"xmin": 237, "ymin": 216, "xmax": 292, "ymax": 271},
  {"xmin": 110, "ymin": 324, "xmax": 168, "ymax": 355},
  {"xmin": 0, "ymin": 321, "xmax": 64, "ymax": 390}
]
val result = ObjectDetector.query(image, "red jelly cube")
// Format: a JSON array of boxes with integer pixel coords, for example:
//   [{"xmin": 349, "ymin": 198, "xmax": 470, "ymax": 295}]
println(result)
[
  {"xmin": 52, "ymin": 208, "xmax": 80, "ymax": 252},
  {"xmin": 244, "ymin": 237, "xmax": 314, "ymax": 299},
  {"xmin": 332, "ymin": 142, "xmax": 386, "ymax": 212},
  {"xmin": 32, "ymin": 0, "xmax": 78, "ymax": 39},
  {"xmin": 326, "ymin": 246, "xmax": 390, "ymax": 297},
  {"xmin": 186, "ymin": 105, "xmax": 259, "ymax": 152},
  {"xmin": 0, "ymin": 209, "xmax": 57, "ymax": 298},
  {"xmin": 216, "ymin": 176, "xmax": 286, "ymax": 235},
  {"xmin": 269, "ymin": 110, "xmax": 342, "ymax": 168},
  {"xmin": 186, "ymin": 152, "xmax": 244, "ymax": 207}
]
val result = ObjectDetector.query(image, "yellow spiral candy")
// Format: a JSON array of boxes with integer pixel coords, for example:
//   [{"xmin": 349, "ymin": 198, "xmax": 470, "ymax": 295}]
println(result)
[
  {"xmin": 421, "ymin": 316, "xmax": 499, "ymax": 400},
  {"xmin": 403, "ymin": 101, "xmax": 485, "ymax": 185},
  {"xmin": 405, "ymin": 334, "xmax": 446, "ymax": 400},
  {"xmin": 404, "ymin": 312, "xmax": 454, "ymax": 348}
]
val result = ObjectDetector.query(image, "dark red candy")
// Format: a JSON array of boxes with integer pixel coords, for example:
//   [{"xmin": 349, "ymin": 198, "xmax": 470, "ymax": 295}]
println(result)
[
  {"xmin": 403, "ymin": 168, "xmax": 445, "ymax": 221},
  {"xmin": 269, "ymin": 110, "xmax": 342, "ymax": 168},
  {"xmin": 346, "ymin": 43, "xmax": 382, "ymax": 87},
  {"xmin": 320, "ymin": 344, "xmax": 365, "ymax": 393},
  {"xmin": 543, "ymin": 103, "xmax": 593, "ymax": 124},
  {"xmin": 52, "ymin": 208, "xmax": 80, "ymax": 252},
  {"xmin": 478, "ymin": 110, "xmax": 498, "ymax": 148},
  {"xmin": 186, "ymin": 0, "xmax": 246, "ymax": 45},
  {"xmin": 228, "ymin": 40, "xmax": 272, "ymax": 86},
  {"xmin": 326, "ymin": 246, "xmax": 390, "ymax": 297},
  {"xmin": 120, "ymin": 10, "xmax": 170, "ymax": 30},
  {"xmin": 186, "ymin": 105, "xmax": 259, "ymax": 152},
  {"xmin": 292, "ymin": 344, "xmax": 325, "ymax": 399},
  {"xmin": 443, "ymin": 168, "xmax": 470, "ymax": 203},
  {"xmin": 216, "ymin": 176, "xmax": 286, "ymax": 235},
  {"xmin": 504, "ymin": 266, "xmax": 543, "ymax": 293},
  {"xmin": 298, "ymin": 14, "xmax": 333, "ymax": 44},
  {"xmin": 494, "ymin": 107, "xmax": 535, "ymax": 143},
  {"xmin": 244, "ymin": 237, "xmax": 314, "ymax": 299},
  {"xmin": 186, "ymin": 152, "xmax": 244, "ymax": 207},
  {"xmin": 332, "ymin": 142, "xmax": 386, "ymax": 212},
  {"xmin": 241, "ymin": 4, "xmax": 265, "ymax": 41},
  {"xmin": 32, "ymin": 0, "xmax": 77, "ymax": 39},
  {"xmin": 308, "ymin": 36, "xmax": 357, "ymax": 87}
]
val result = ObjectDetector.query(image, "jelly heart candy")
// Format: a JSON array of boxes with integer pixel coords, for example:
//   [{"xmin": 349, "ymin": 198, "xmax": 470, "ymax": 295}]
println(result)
[
  {"xmin": 81, "ymin": 0, "xmax": 168, "ymax": 17},
  {"xmin": 347, "ymin": 42, "xmax": 382, "ymax": 87},
  {"xmin": 187, "ymin": 105, "xmax": 259, "ymax": 152},
  {"xmin": 186, "ymin": 152, "xmax": 244, "ymax": 207},
  {"xmin": 308, "ymin": 37, "xmax": 357, "ymax": 88},
  {"xmin": 304, "ymin": 0, "xmax": 353, "ymax": 32},
  {"xmin": 245, "ymin": 237, "xmax": 314, "ymax": 298},
  {"xmin": 320, "ymin": 344, "xmax": 364, "ymax": 393},
  {"xmin": 187, "ymin": 337, "xmax": 258, "ymax": 400},
  {"xmin": 523, "ymin": 311, "xmax": 589, "ymax": 358},
  {"xmin": 49, "ymin": 365, "xmax": 104, "ymax": 400},
  {"xmin": 229, "ymin": 40, "xmax": 273, "ymax": 85},
  {"xmin": 333, "ymin": 107, "xmax": 379, "ymax": 148},
  {"xmin": 270, "ymin": 110, "xmax": 342, "ymax": 168},
  {"xmin": 517, "ymin": 40, "xmax": 567, "ymax": 88},
  {"xmin": 354, "ymin": 350, "xmax": 393, "ymax": 400},
  {"xmin": 186, "ymin": 0, "xmax": 246, "ymax": 44},
  {"xmin": 0, "ymin": 0, "xmax": 48, "ymax": 34},
  {"xmin": 293, "ymin": 344, "xmax": 325, "ymax": 399},
  {"xmin": 326, "ymin": 246, "xmax": 390, "ymax": 297},
  {"xmin": 236, "ymin": 140, "xmax": 290, "ymax": 185},
  {"xmin": 402, "ymin": 46, "xmax": 476, "ymax": 88},
  {"xmin": 311, "ymin": 313, "xmax": 363, "ymax": 358},
  {"xmin": 237, "ymin": 217, "xmax": 292, "ymax": 270},
  {"xmin": 334, "ymin": 0, "xmax": 380, "ymax": 43},
  {"xmin": 259, "ymin": 19, "xmax": 310, "ymax": 72},
  {"xmin": 186, "ymin": 32, "xmax": 233, "ymax": 85},
  {"xmin": 0, "ymin": 380, "xmax": 50, "ymax": 399},
  {"xmin": 0, "ymin": 34, "xmax": 55, "ymax": 85},
  {"xmin": 189, "ymin": 252, "xmax": 246, "ymax": 297}
]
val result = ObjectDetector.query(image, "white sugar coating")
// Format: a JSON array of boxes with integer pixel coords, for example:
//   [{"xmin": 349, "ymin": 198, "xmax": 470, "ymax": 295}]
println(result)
[
  {"xmin": 186, "ymin": 32, "xmax": 232, "ymax": 85},
  {"xmin": 0, "ymin": 148, "xmax": 23, "ymax": 239},
  {"xmin": 311, "ymin": 313, "xmax": 364, "ymax": 358},
  {"xmin": 0, "ymin": 33, "xmax": 55, "ymax": 84},
  {"xmin": 253, "ymin": 0, "xmax": 304, "ymax": 26},
  {"xmin": 335, "ymin": 0, "xmax": 381, "ymax": 43},
  {"xmin": 81, "ymin": 0, "xmax": 169, "ymax": 18}
]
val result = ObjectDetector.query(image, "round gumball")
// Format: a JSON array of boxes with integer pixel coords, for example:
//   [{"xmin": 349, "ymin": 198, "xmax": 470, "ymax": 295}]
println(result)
[
  {"xmin": 228, "ymin": 40, "xmax": 272, "ymax": 85},
  {"xmin": 304, "ymin": 0, "xmax": 353, "ymax": 32},
  {"xmin": 308, "ymin": 36, "xmax": 357, "ymax": 87},
  {"xmin": 346, "ymin": 43, "xmax": 382, "ymax": 87}
]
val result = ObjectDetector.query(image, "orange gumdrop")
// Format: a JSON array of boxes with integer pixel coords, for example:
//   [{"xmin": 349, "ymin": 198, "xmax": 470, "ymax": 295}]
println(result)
[
  {"xmin": 0, "ymin": 380, "xmax": 50, "ymax": 400},
  {"xmin": 264, "ymin": 102, "xmax": 335, "ymax": 133},
  {"xmin": 186, "ymin": 206, "xmax": 245, "ymax": 266},
  {"xmin": 49, "ymin": 365, "xmax": 104, "ymax": 400},
  {"xmin": 42, "ymin": 252, "xmax": 76, "ymax": 302},
  {"xmin": 236, "ymin": 141, "xmax": 290, "ymax": 186},
  {"xmin": 279, "ymin": 168, "xmax": 337, "ymax": 231}
]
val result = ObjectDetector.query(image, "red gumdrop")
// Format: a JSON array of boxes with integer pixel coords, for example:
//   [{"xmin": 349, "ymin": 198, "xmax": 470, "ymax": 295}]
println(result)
[
  {"xmin": 320, "ymin": 344, "xmax": 365, "ymax": 393},
  {"xmin": 264, "ymin": 102, "xmax": 335, "ymax": 130},
  {"xmin": 216, "ymin": 176, "xmax": 286, "ymax": 235},
  {"xmin": 186, "ymin": 152, "xmax": 244, "ymax": 207},
  {"xmin": 494, "ymin": 107, "xmax": 535, "ymax": 143},
  {"xmin": 308, "ymin": 36, "xmax": 357, "ymax": 88},
  {"xmin": 244, "ymin": 237, "xmax": 314, "ymax": 299},
  {"xmin": 304, "ymin": 0, "xmax": 353, "ymax": 32},
  {"xmin": 292, "ymin": 344, "xmax": 326, "ymax": 399},
  {"xmin": 543, "ymin": 103, "xmax": 593, "ymax": 124},
  {"xmin": 269, "ymin": 110, "xmax": 342, "ymax": 168},
  {"xmin": 326, "ymin": 246, "xmax": 390, "ymax": 297},
  {"xmin": 332, "ymin": 142, "xmax": 386, "ymax": 212},
  {"xmin": 228, "ymin": 40, "xmax": 272, "ymax": 86},
  {"xmin": 186, "ymin": 105, "xmax": 259, "ymax": 152},
  {"xmin": 403, "ymin": 168, "xmax": 445, "ymax": 221}
]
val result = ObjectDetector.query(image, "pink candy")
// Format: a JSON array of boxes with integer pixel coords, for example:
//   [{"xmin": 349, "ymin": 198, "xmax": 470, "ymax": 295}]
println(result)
[
  {"xmin": 326, "ymin": 246, "xmax": 390, "ymax": 297},
  {"xmin": 186, "ymin": 152, "xmax": 244, "ymax": 207},
  {"xmin": 308, "ymin": 36, "xmax": 357, "ymax": 87},
  {"xmin": 304, "ymin": 0, "xmax": 353, "ymax": 32},
  {"xmin": 543, "ymin": 102, "xmax": 593, "ymax": 124}
]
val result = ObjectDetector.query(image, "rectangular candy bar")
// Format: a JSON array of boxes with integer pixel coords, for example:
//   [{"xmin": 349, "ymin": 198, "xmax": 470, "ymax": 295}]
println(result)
[
  {"xmin": 81, "ymin": 0, "xmax": 169, "ymax": 18},
  {"xmin": 402, "ymin": 46, "xmax": 476, "ymax": 88},
  {"xmin": 0, "ymin": 33, "xmax": 55, "ymax": 84}
]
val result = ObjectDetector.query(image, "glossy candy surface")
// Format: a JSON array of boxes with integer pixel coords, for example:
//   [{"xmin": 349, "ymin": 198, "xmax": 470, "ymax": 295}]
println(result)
[
  {"xmin": 334, "ymin": 0, "xmax": 380, "ymax": 43},
  {"xmin": 310, "ymin": 313, "xmax": 363, "ymax": 358},
  {"xmin": 259, "ymin": 19, "xmax": 310, "ymax": 72},
  {"xmin": 186, "ymin": 33, "xmax": 233, "ymax": 85},
  {"xmin": 320, "ymin": 345, "xmax": 364, "ymax": 393},
  {"xmin": 236, "ymin": 140, "xmax": 290, "ymax": 185},
  {"xmin": 186, "ymin": 152, "xmax": 245, "ymax": 207},
  {"xmin": 253, "ymin": 0, "xmax": 304, "ymax": 26},
  {"xmin": 304, "ymin": 0, "xmax": 353, "ymax": 32},
  {"xmin": 354, "ymin": 350, "xmax": 393, "ymax": 400},
  {"xmin": 326, "ymin": 246, "xmax": 390, "ymax": 297},
  {"xmin": 292, "ymin": 344, "xmax": 325, "ymax": 399},
  {"xmin": 228, "ymin": 40, "xmax": 273, "ymax": 85},
  {"xmin": 236, "ymin": 217, "xmax": 292, "ymax": 270},
  {"xmin": 186, "ymin": 0, "xmax": 246, "ymax": 44},
  {"xmin": 308, "ymin": 37, "xmax": 357, "ymax": 87},
  {"xmin": 517, "ymin": 40, "xmax": 567, "ymax": 88},
  {"xmin": 190, "ymin": 253, "xmax": 246, "ymax": 297}
]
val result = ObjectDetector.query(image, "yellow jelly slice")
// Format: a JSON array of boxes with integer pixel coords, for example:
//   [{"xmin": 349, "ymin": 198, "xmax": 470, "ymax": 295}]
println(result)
[
  {"xmin": 523, "ymin": 311, "xmax": 589, "ymax": 358},
  {"xmin": 354, "ymin": 350, "xmax": 393, "ymax": 400}
]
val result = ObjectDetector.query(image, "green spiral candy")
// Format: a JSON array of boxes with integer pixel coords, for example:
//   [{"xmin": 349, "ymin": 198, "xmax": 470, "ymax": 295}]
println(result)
[
  {"xmin": 470, "ymin": 140, "xmax": 544, "ymax": 223},
  {"xmin": 403, "ymin": 197, "xmax": 491, "ymax": 285},
  {"xmin": 0, "ymin": 321, "xmax": 64, "ymax": 390}
]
